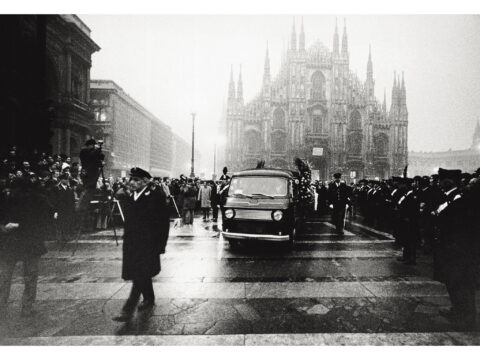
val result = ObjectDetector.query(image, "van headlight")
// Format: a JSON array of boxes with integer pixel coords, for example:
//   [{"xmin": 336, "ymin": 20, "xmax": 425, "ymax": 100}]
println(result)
[
  {"xmin": 225, "ymin": 209, "xmax": 235, "ymax": 219},
  {"xmin": 272, "ymin": 210, "xmax": 283, "ymax": 221}
]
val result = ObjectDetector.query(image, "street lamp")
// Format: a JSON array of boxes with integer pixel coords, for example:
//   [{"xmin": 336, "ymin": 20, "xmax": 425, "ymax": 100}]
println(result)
[{"xmin": 190, "ymin": 113, "xmax": 196, "ymax": 178}]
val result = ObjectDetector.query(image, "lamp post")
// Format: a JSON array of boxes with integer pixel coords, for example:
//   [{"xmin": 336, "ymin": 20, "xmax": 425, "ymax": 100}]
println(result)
[
  {"xmin": 190, "ymin": 113, "xmax": 196, "ymax": 178},
  {"xmin": 213, "ymin": 142, "xmax": 217, "ymax": 180}
]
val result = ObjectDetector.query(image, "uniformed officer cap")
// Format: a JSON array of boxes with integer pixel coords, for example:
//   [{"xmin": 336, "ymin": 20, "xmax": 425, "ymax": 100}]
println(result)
[
  {"xmin": 130, "ymin": 167, "xmax": 152, "ymax": 179},
  {"xmin": 333, "ymin": 173, "xmax": 342, "ymax": 179},
  {"xmin": 398, "ymin": 177, "xmax": 413, "ymax": 185},
  {"xmin": 438, "ymin": 168, "xmax": 461, "ymax": 181},
  {"xmin": 85, "ymin": 139, "xmax": 96, "ymax": 146}
]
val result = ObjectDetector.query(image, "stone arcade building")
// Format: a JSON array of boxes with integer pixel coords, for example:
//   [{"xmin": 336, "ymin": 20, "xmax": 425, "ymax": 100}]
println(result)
[
  {"xmin": 224, "ymin": 20, "xmax": 408, "ymax": 180},
  {"xmin": 0, "ymin": 15, "xmax": 100, "ymax": 159}
]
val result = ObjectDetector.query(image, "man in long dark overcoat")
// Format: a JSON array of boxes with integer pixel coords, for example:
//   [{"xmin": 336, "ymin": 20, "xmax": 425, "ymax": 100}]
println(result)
[
  {"xmin": 113, "ymin": 167, "xmax": 169, "ymax": 322},
  {"xmin": 327, "ymin": 173, "xmax": 351, "ymax": 235}
]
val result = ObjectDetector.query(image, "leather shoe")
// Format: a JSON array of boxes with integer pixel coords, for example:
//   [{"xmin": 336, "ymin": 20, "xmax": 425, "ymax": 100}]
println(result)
[
  {"xmin": 137, "ymin": 300, "xmax": 155, "ymax": 311},
  {"xmin": 439, "ymin": 308, "xmax": 457, "ymax": 319},
  {"xmin": 112, "ymin": 311, "xmax": 133, "ymax": 322}
]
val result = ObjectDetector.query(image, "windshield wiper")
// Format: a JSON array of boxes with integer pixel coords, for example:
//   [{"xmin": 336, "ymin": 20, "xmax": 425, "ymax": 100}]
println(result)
[{"xmin": 251, "ymin": 193, "xmax": 275, "ymax": 199}]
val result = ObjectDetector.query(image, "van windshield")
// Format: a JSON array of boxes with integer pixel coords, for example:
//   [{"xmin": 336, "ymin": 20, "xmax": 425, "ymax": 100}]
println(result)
[{"xmin": 228, "ymin": 176, "xmax": 288, "ymax": 198}]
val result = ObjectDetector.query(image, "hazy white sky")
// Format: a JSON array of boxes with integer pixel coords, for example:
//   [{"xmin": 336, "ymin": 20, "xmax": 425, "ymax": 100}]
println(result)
[{"xmin": 82, "ymin": 15, "xmax": 480, "ymax": 166}]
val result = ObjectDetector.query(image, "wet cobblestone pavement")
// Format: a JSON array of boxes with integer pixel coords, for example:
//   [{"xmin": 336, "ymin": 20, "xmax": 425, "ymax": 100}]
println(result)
[{"xmin": 1, "ymin": 216, "xmax": 479, "ymax": 345}]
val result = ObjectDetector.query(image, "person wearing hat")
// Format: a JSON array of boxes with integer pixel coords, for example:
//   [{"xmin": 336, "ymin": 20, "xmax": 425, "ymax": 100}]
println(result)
[
  {"xmin": 52, "ymin": 173, "xmax": 75, "ymax": 243},
  {"xmin": 113, "ymin": 167, "xmax": 169, "ymax": 322},
  {"xmin": 432, "ymin": 168, "xmax": 477, "ymax": 328},
  {"xmin": 327, "ymin": 173, "xmax": 351, "ymax": 235}
]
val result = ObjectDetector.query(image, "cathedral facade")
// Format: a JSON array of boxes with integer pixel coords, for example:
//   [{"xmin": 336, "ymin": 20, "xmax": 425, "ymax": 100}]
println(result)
[{"xmin": 224, "ymin": 20, "xmax": 408, "ymax": 180}]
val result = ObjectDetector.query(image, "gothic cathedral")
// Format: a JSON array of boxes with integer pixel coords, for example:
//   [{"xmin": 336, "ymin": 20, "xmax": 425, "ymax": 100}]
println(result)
[{"xmin": 224, "ymin": 19, "xmax": 408, "ymax": 180}]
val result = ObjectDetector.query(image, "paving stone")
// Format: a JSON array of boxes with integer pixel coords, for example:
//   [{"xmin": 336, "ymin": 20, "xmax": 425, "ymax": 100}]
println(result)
[
  {"xmin": 233, "ymin": 303, "xmax": 261, "ymax": 321},
  {"xmin": 306, "ymin": 304, "xmax": 330, "ymax": 315}
]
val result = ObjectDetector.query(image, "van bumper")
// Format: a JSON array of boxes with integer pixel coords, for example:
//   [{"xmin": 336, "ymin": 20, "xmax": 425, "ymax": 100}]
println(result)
[{"xmin": 222, "ymin": 231, "xmax": 290, "ymax": 242}]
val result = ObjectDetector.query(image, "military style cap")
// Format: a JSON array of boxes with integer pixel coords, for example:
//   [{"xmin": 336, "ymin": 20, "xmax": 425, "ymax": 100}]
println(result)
[
  {"xmin": 130, "ymin": 167, "xmax": 152, "ymax": 179},
  {"xmin": 438, "ymin": 168, "xmax": 461, "ymax": 181},
  {"xmin": 333, "ymin": 173, "xmax": 342, "ymax": 179}
]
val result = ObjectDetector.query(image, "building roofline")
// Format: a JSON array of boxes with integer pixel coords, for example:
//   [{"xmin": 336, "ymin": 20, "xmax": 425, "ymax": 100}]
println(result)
[{"xmin": 90, "ymin": 79, "xmax": 170, "ymax": 129}]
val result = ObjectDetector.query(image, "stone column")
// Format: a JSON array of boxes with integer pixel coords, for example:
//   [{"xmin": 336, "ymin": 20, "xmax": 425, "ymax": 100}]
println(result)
[
  {"xmin": 65, "ymin": 49, "xmax": 72, "ymax": 96},
  {"xmin": 65, "ymin": 128, "xmax": 71, "ymax": 156}
]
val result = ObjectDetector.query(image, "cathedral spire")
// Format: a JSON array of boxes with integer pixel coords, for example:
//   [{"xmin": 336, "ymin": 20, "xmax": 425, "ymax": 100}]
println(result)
[
  {"xmin": 299, "ymin": 17, "xmax": 305, "ymax": 51},
  {"xmin": 333, "ymin": 18, "xmax": 339, "ymax": 56},
  {"xmin": 228, "ymin": 65, "xmax": 236, "ymax": 101},
  {"xmin": 341, "ymin": 18, "xmax": 348, "ymax": 58},
  {"xmin": 367, "ymin": 44, "xmax": 373, "ymax": 79},
  {"xmin": 291, "ymin": 17, "xmax": 297, "ymax": 51},
  {"xmin": 263, "ymin": 42, "xmax": 271, "ymax": 84},
  {"xmin": 365, "ymin": 45, "xmax": 374, "ymax": 101},
  {"xmin": 237, "ymin": 65, "xmax": 243, "ymax": 105},
  {"xmin": 391, "ymin": 71, "xmax": 398, "ymax": 110},
  {"xmin": 383, "ymin": 88, "xmax": 387, "ymax": 112}
]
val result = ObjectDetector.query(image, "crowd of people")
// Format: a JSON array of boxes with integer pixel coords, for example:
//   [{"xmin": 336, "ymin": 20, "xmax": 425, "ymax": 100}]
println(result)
[
  {"xmin": 315, "ymin": 168, "xmax": 480, "ymax": 329},
  {"xmin": 0, "ymin": 143, "xmax": 232, "ymax": 320},
  {"xmin": 1, "ymin": 143, "xmax": 479, "ymax": 327}
]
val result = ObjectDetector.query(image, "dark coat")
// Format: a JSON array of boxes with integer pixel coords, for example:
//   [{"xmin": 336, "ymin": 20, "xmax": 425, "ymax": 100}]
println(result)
[
  {"xmin": 182, "ymin": 185, "xmax": 197, "ymax": 210},
  {"xmin": 0, "ymin": 187, "xmax": 53, "ymax": 258},
  {"xmin": 122, "ymin": 187, "xmax": 169, "ymax": 280},
  {"xmin": 52, "ymin": 185, "xmax": 76, "ymax": 228},
  {"xmin": 327, "ymin": 182, "xmax": 351, "ymax": 207},
  {"xmin": 396, "ymin": 189, "xmax": 420, "ymax": 246},
  {"xmin": 434, "ymin": 187, "xmax": 478, "ymax": 285}
]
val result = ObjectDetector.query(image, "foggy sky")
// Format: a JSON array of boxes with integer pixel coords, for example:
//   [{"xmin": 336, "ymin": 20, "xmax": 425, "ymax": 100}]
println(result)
[{"xmin": 81, "ymin": 15, "xmax": 480, "ymax": 172}]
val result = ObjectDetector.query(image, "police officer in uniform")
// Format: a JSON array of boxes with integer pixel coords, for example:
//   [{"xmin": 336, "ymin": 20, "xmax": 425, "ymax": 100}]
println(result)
[
  {"xmin": 113, "ymin": 167, "xmax": 169, "ymax": 322},
  {"xmin": 433, "ymin": 168, "xmax": 477, "ymax": 329},
  {"xmin": 327, "ymin": 173, "xmax": 351, "ymax": 235}
]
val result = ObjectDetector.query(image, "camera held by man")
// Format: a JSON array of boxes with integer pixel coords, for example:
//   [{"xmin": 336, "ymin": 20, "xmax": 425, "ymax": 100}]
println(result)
[{"xmin": 79, "ymin": 139, "xmax": 105, "ymax": 190}]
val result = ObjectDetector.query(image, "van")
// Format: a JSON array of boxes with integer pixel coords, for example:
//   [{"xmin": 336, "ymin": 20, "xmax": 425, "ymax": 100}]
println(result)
[{"xmin": 221, "ymin": 168, "xmax": 301, "ymax": 248}]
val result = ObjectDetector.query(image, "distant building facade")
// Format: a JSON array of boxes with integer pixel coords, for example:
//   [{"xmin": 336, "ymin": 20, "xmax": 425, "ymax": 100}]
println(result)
[
  {"xmin": 224, "ymin": 20, "xmax": 408, "ymax": 180},
  {"xmin": 409, "ymin": 122, "xmax": 480, "ymax": 176},
  {"xmin": 90, "ymin": 80, "xmax": 198, "ymax": 178},
  {"xmin": 0, "ymin": 15, "xmax": 100, "ymax": 158}
]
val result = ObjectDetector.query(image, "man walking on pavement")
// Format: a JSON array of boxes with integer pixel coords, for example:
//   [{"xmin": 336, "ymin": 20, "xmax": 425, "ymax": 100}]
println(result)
[
  {"xmin": 327, "ymin": 173, "xmax": 351, "ymax": 235},
  {"xmin": 113, "ymin": 167, "xmax": 169, "ymax": 322}
]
